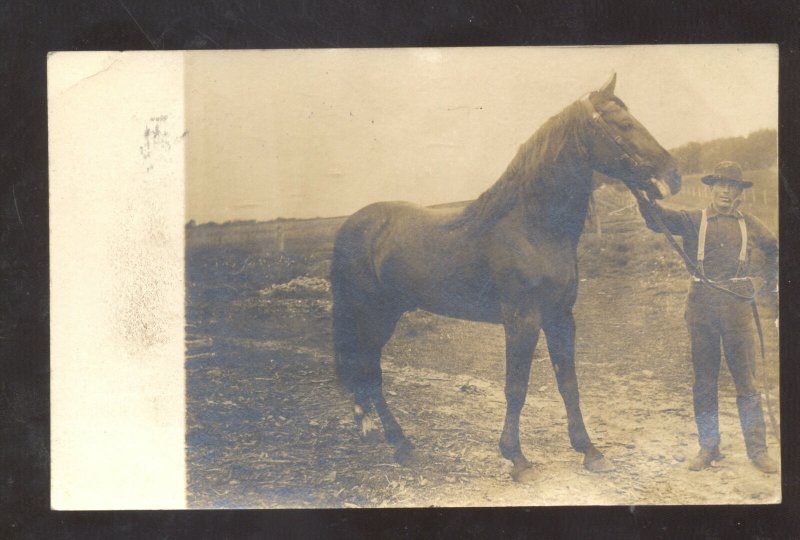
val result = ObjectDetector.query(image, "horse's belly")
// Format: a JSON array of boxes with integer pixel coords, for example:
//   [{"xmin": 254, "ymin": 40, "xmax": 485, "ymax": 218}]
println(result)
[
  {"xmin": 417, "ymin": 289, "xmax": 502, "ymax": 324},
  {"xmin": 394, "ymin": 266, "xmax": 502, "ymax": 323}
]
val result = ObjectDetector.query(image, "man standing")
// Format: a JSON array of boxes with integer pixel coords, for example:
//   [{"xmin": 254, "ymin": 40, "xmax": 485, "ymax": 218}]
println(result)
[{"xmin": 637, "ymin": 161, "xmax": 778, "ymax": 474}]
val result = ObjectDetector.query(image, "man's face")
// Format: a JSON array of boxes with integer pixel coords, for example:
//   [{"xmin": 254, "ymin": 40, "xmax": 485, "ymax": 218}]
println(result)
[{"xmin": 710, "ymin": 180, "xmax": 743, "ymax": 213}]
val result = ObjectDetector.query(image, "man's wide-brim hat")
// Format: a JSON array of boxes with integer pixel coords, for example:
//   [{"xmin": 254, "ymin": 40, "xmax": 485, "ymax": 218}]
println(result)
[{"xmin": 701, "ymin": 161, "xmax": 753, "ymax": 189}]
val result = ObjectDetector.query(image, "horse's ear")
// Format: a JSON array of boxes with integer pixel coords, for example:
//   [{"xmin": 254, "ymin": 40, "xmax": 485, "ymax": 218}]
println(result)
[{"xmin": 599, "ymin": 72, "xmax": 617, "ymax": 96}]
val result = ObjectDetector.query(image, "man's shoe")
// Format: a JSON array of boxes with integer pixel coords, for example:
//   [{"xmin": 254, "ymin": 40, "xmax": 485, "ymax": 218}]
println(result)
[
  {"xmin": 688, "ymin": 446, "xmax": 724, "ymax": 471},
  {"xmin": 751, "ymin": 452, "xmax": 778, "ymax": 474}
]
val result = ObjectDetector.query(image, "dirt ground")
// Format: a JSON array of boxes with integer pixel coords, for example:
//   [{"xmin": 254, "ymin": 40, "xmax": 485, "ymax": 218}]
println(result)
[{"xmin": 185, "ymin": 215, "xmax": 780, "ymax": 508}]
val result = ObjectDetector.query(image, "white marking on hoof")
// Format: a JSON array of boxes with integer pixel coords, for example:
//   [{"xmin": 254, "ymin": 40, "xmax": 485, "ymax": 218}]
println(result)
[{"xmin": 360, "ymin": 415, "xmax": 378, "ymax": 437}]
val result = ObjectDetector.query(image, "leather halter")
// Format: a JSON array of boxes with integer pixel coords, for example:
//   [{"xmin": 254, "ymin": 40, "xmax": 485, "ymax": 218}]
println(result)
[{"xmin": 580, "ymin": 95, "xmax": 644, "ymax": 171}]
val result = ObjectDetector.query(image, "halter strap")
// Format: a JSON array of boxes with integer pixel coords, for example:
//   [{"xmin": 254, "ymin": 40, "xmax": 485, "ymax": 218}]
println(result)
[
  {"xmin": 697, "ymin": 208, "xmax": 748, "ymax": 278},
  {"xmin": 580, "ymin": 96, "xmax": 641, "ymax": 169}
]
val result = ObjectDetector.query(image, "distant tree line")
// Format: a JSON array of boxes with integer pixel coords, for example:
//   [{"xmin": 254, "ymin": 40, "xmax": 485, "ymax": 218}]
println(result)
[{"xmin": 670, "ymin": 128, "xmax": 777, "ymax": 174}]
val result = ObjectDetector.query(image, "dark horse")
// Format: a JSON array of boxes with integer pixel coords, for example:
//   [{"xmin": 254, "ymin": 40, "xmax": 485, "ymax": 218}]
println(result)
[{"xmin": 331, "ymin": 75, "xmax": 681, "ymax": 481}]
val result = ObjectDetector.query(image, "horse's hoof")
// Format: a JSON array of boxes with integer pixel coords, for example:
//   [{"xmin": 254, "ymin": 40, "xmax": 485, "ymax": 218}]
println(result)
[
  {"xmin": 510, "ymin": 458, "xmax": 536, "ymax": 483},
  {"xmin": 584, "ymin": 454, "xmax": 615, "ymax": 473},
  {"xmin": 360, "ymin": 427, "xmax": 382, "ymax": 444},
  {"xmin": 356, "ymin": 413, "xmax": 382, "ymax": 442},
  {"xmin": 511, "ymin": 465, "xmax": 537, "ymax": 483},
  {"xmin": 394, "ymin": 442, "xmax": 416, "ymax": 466}
]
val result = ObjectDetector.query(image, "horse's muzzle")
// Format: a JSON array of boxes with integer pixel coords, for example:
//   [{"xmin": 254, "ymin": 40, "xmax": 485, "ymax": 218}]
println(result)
[{"xmin": 648, "ymin": 170, "xmax": 681, "ymax": 200}]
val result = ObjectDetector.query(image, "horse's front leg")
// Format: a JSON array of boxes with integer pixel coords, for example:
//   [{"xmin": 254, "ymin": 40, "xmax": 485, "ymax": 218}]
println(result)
[
  {"xmin": 500, "ymin": 305, "xmax": 541, "ymax": 482},
  {"xmin": 543, "ymin": 308, "xmax": 614, "ymax": 472}
]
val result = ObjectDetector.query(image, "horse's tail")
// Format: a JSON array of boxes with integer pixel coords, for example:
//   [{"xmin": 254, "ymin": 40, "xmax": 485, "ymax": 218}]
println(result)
[
  {"xmin": 331, "ymin": 226, "xmax": 362, "ymax": 394},
  {"xmin": 332, "ymin": 291, "xmax": 359, "ymax": 393},
  {"xmin": 331, "ymin": 203, "xmax": 398, "ymax": 394}
]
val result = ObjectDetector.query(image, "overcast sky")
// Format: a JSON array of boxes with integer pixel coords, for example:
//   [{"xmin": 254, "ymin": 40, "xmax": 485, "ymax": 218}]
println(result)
[{"xmin": 185, "ymin": 45, "xmax": 777, "ymax": 223}]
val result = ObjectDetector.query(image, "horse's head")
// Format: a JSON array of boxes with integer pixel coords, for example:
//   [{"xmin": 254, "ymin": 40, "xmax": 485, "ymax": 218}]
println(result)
[{"xmin": 583, "ymin": 74, "xmax": 681, "ymax": 200}]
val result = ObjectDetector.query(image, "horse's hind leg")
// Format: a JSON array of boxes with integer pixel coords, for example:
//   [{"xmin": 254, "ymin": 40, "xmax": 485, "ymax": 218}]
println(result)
[
  {"xmin": 542, "ymin": 309, "xmax": 614, "ymax": 473},
  {"xmin": 353, "ymin": 306, "xmax": 415, "ymax": 463},
  {"xmin": 360, "ymin": 344, "xmax": 415, "ymax": 464},
  {"xmin": 352, "ymin": 378, "xmax": 378, "ymax": 439}
]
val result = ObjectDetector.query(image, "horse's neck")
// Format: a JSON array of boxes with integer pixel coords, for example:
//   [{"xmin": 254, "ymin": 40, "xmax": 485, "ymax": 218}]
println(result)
[
  {"xmin": 455, "ymin": 106, "xmax": 594, "ymax": 238},
  {"xmin": 520, "ymin": 152, "xmax": 593, "ymax": 243}
]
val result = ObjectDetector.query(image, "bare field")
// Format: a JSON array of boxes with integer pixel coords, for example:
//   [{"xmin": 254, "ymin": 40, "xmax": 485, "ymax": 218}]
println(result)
[{"xmin": 185, "ymin": 195, "xmax": 780, "ymax": 508}]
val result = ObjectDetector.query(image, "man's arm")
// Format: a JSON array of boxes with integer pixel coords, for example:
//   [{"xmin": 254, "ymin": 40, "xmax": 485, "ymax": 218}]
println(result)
[
  {"xmin": 749, "ymin": 214, "xmax": 778, "ymax": 293},
  {"xmin": 636, "ymin": 198, "xmax": 692, "ymax": 236}
]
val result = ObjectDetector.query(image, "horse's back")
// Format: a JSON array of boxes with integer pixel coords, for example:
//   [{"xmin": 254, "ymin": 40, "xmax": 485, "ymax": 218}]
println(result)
[
  {"xmin": 339, "ymin": 201, "xmax": 457, "ymax": 232},
  {"xmin": 334, "ymin": 201, "xmax": 457, "ymax": 259},
  {"xmin": 332, "ymin": 201, "xmax": 429, "ymax": 291},
  {"xmin": 333, "ymin": 201, "xmax": 502, "ymax": 321}
]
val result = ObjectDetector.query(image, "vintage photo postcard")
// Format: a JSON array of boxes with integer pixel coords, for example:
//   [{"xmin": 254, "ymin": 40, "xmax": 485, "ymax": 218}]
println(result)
[{"xmin": 49, "ymin": 45, "xmax": 779, "ymax": 509}]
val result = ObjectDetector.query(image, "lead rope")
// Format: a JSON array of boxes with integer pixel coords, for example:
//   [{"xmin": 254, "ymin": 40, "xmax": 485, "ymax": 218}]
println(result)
[
  {"xmin": 751, "ymin": 301, "xmax": 779, "ymax": 443},
  {"xmin": 632, "ymin": 190, "xmax": 780, "ymax": 443}
]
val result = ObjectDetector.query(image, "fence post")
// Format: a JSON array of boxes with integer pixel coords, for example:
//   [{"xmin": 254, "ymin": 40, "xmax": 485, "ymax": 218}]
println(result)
[
  {"xmin": 588, "ymin": 194, "xmax": 602, "ymax": 237},
  {"xmin": 276, "ymin": 225, "xmax": 285, "ymax": 252},
  {"xmin": 596, "ymin": 205, "xmax": 602, "ymax": 238}
]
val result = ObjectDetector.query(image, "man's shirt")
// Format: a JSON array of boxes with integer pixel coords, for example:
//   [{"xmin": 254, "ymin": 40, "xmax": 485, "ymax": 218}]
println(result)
[{"xmin": 641, "ymin": 203, "xmax": 778, "ymax": 285}]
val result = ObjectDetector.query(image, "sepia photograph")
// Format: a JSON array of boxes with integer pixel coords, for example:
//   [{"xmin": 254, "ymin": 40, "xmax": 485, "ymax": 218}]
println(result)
[
  {"xmin": 182, "ymin": 46, "xmax": 779, "ymax": 507},
  {"xmin": 50, "ymin": 45, "xmax": 779, "ymax": 509}
]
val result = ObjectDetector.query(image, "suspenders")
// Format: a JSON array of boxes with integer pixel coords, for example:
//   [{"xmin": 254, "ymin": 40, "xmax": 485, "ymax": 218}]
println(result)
[{"xmin": 696, "ymin": 208, "xmax": 748, "ymax": 279}]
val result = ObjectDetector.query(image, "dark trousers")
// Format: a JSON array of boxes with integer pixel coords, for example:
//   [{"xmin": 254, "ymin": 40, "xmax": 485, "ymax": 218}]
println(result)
[{"xmin": 685, "ymin": 283, "xmax": 767, "ymax": 458}]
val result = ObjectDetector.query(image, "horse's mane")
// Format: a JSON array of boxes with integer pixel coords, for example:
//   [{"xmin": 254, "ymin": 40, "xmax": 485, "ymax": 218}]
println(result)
[{"xmin": 448, "ymin": 99, "xmax": 591, "ymax": 232}]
